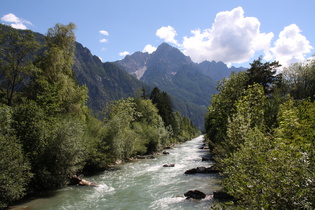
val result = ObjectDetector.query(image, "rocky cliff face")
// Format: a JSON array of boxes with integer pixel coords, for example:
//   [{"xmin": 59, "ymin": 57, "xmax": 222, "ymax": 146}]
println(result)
[{"xmin": 115, "ymin": 51, "xmax": 150, "ymax": 79}]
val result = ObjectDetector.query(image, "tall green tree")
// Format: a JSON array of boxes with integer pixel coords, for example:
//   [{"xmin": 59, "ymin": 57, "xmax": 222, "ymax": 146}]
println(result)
[
  {"xmin": 103, "ymin": 98, "xmax": 141, "ymax": 160},
  {"xmin": 246, "ymin": 56, "xmax": 282, "ymax": 95},
  {"xmin": 10, "ymin": 23, "xmax": 89, "ymax": 191},
  {"xmin": 204, "ymin": 71, "xmax": 249, "ymax": 150},
  {"xmin": 0, "ymin": 26, "xmax": 39, "ymax": 105},
  {"xmin": 31, "ymin": 23, "xmax": 88, "ymax": 117},
  {"xmin": 150, "ymin": 87, "xmax": 174, "ymax": 131},
  {"xmin": 224, "ymin": 84, "xmax": 266, "ymax": 156}
]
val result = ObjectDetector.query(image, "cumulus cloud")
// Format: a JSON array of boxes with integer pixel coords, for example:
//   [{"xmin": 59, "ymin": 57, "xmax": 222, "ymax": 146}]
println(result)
[
  {"xmin": 156, "ymin": 26, "xmax": 179, "ymax": 46},
  {"xmin": 143, "ymin": 44, "xmax": 157, "ymax": 54},
  {"xmin": 99, "ymin": 30, "xmax": 109, "ymax": 43},
  {"xmin": 99, "ymin": 30, "xmax": 109, "ymax": 36},
  {"xmin": 99, "ymin": 38, "xmax": 108, "ymax": 43},
  {"xmin": 155, "ymin": 7, "xmax": 313, "ymax": 66},
  {"xmin": 181, "ymin": 7, "xmax": 274, "ymax": 64},
  {"xmin": 265, "ymin": 24, "xmax": 313, "ymax": 66},
  {"xmin": 119, "ymin": 51, "xmax": 130, "ymax": 57},
  {"xmin": 1, "ymin": 13, "xmax": 32, "ymax": 30}
]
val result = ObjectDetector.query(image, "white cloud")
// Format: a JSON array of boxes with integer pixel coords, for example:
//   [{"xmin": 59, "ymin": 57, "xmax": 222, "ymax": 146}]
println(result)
[
  {"xmin": 1, "ymin": 13, "xmax": 19, "ymax": 22},
  {"xmin": 156, "ymin": 26, "xmax": 179, "ymax": 46},
  {"xmin": 1, "ymin": 13, "xmax": 32, "ymax": 30},
  {"xmin": 143, "ymin": 44, "xmax": 157, "ymax": 54},
  {"xmin": 99, "ymin": 30, "xmax": 109, "ymax": 36},
  {"xmin": 119, "ymin": 51, "xmax": 130, "ymax": 57},
  {"xmin": 99, "ymin": 38, "xmax": 108, "ymax": 43},
  {"xmin": 181, "ymin": 7, "xmax": 274, "ymax": 64},
  {"xmin": 265, "ymin": 24, "xmax": 313, "ymax": 66}
]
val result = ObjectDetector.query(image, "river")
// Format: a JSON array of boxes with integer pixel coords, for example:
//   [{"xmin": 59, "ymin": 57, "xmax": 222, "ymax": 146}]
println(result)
[{"xmin": 15, "ymin": 135, "xmax": 221, "ymax": 210}]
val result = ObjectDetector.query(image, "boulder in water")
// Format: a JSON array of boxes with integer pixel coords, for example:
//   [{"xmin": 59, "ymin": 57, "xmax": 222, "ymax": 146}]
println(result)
[
  {"xmin": 184, "ymin": 166, "xmax": 219, "ymax": 174},
  {"xmin": 162, "ymin": 151, "xmax": 170, "ymax": 155},
  {"xmin": 69, "ymin": 175, "xmax": 98, "ymax": 186},
  {"xmin": 163, "ymin": 164, "xmax": 175, "ymax": 167},
  {"xmin": 184, "ymin": 190, "xmax": 206, "ymax": 199}
]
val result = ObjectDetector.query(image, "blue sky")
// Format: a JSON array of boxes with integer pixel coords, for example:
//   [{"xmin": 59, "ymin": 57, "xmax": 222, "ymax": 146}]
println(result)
[{"xmin": 1, "ymin": 0, "xmax": 314, "ymax": 68}]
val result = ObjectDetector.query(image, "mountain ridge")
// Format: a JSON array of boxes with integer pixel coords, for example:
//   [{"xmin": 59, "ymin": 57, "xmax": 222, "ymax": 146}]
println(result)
[
  {"xmin": 115, "ymin": 43, "xmax": 246, "ymax": 128},
  {"xmin": 116, "ymin": 42, "xmax": 245, "ymax": 82}
]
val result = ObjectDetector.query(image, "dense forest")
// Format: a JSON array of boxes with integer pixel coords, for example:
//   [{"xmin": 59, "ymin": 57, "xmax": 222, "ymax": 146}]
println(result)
[
  {"xmin": 0, "ymin": 23, "xmax": 199, "ymax": 208},
  {"xmin": 205, "ymin": 56, "xmax": 315, "ymax": 208}
]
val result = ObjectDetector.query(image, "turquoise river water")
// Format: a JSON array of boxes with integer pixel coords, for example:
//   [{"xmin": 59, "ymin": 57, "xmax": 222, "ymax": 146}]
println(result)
[{"xmin": 15, "ymin": 135, "xmax": 221, "ymax": 210}]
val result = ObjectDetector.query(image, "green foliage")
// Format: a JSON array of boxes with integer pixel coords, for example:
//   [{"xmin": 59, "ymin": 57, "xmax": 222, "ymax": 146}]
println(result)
[
  {"xmin": 282, "ymin": 60, "xmax": 315, "ymax": 100},
  {"xmin": 0, "ymin": 26, "xmax": 39, "ymax": 105},
  {"xmin": 32, "ymin": 23, "xmax": 88, "ymax": 117},
  {"xmin": 103, "ymin": 98, "xmax": 141, "ymax": 160},
  {"xmin": 150, "ymin": 87, "xmax": 174, "ymax": 128},
  {"xmin": 204, "ymin": 71, "xmax": 249, "ymax": 149},
  {"xmin": 0, "ymin": 105, "xmax": 32, "ymax": 208},
  {"xmin": 246, "ymin": 55, "xmax": 282, "ymax": 95},
  {"xmin": 103, "ymin": 98, "xmax": 169, "ymax": 160},
  {"xmin": 206, "ymin": 57, "xmax": 315, "ymax": 209},
  {"xmin": 224, "ymin": 84, "xmax": 266, "ymax": 156},
  {"xmin": 223, "ymin": 126, "xmax": 314, "ymax": 209},
  {"xmin": 82, "ymin": 114, "xmax": 109, "ymax": 172},
  {"xmin": 12, "ymin": 100, "xmax": 86, "ymax": 191},
  {"xmin": 36, "ymin": 117, "xmax": 85, "ymax": 190}
]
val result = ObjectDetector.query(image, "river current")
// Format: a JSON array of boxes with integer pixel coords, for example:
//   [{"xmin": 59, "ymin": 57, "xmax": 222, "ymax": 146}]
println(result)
[{"xmin": 17, "ymin": 135, "xmax": 221, "ymax": 210}]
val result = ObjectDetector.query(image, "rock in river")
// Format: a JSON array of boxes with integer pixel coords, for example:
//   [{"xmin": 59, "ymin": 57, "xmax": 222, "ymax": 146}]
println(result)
[
  {"xmin": 163, "ymin": 164, "xmax": 175, "ymax": 167},
  {"xmin": 184, "ymin": 190, "xmax": 206, "ymax": 199},
  {"xmin": 69, "ymin": 175, "xmax": 98, "ymax": 186},
  {"xmin": 184, "ymin": 166, "xmax": 219, "ymax": 174}
]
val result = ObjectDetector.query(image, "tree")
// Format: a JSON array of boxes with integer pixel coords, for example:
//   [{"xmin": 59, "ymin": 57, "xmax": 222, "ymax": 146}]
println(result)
[
  {"xmin": 204, "ymin": 71, "xmax": 249, "ymax": 150},
  {"xmin": 0, "ymin": 105, "xmax": 32, "ymax": 208},
  {"xmin": 10, "ymin": 23, "xmax": 89, "ymax": 191},
  {"xmin": 103, "ymin": 98, "xmax": 141, "ymax": 160},
  {"xmin": 224, "ymin": 84, "xmax": 266, "ymax": 156},
  {"xmin": 282, "ymin": 60, "xmax": 315, "ymax": 100},
  {"xmin": 31, "ymin": 23, "xmax": 88, "ymax": 117},
  {"xmin": 150, "ymin": 87, "xmax": 174, "ymax": 129},
  {"xmin": 246, "ymin": 56, "xmax": 282, "ymax": 95},
  {"xmin": 0, "ymin": 26, "xmax": 39, "ymax": 105},
  {"xmin": 222, "ymin": 98, "xmax": 315, "ymax": 209},
  {"xmin": 134, "ymin": 98, "xmax": 170, "ymax": 152}
]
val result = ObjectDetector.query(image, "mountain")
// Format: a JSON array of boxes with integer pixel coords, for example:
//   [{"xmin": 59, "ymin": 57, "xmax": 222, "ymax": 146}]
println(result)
[
  {"xmin": 115, "ymin": 43, "xmax": 246, "ymax": 129},
  {"xmin": 115, "ymin": 51, "xmax": 150, "ymax": 79},
  {"xmin": 74, "ymin": 42, "xmax": 150, "ymax": 117},
  {"xmin": 198, "ymin": 60, "xmax": 247, "ymax": 81}
]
